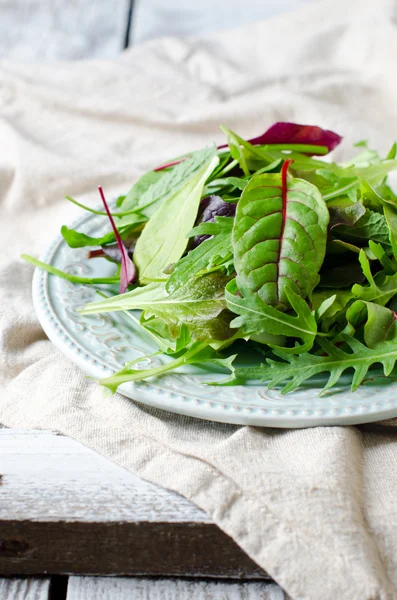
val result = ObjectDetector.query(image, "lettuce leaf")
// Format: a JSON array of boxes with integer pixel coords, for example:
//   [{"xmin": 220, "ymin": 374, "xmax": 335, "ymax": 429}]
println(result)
[
  {"xmin": 134, "ymin": 152, "xmax": 219, "ymax": 283},
  {"xmin": 80, "ymin": 272, "xmax": 232, "ymax": 342}
]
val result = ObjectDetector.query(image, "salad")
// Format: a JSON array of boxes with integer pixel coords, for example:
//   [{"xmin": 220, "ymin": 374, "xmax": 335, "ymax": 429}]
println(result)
[{"xmin": 23, "ymin": 122, "xmax": 397, "ymax": 394}]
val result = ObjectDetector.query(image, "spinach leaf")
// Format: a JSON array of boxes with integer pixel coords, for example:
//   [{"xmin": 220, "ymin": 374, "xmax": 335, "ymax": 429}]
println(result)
[
  {"xmin": 334, "ymin": 210, "xmax": 391, "ymax": 251},
  {"xmin": 134, "ymin": 152, "xmax": 219, "ymax": 283},
  {"xmin": 232, "ymin": 160, "xmax": 329, "ymax": 309}
]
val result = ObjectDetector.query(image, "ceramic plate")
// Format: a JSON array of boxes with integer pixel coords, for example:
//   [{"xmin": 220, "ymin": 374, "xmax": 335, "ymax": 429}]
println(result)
[{"xmin": 32, "ymin": 211, "xmax": 397, "ymax": 428}]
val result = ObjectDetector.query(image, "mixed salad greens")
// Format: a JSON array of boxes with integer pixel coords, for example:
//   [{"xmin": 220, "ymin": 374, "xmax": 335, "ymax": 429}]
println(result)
[{"xmin": 23, "ymin": 122, "xmax": 397, "ymax": 394}]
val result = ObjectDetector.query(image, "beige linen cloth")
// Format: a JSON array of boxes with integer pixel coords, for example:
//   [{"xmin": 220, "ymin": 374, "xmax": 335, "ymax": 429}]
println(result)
[{"xmin": 2, "ymin": 1, "xmax": 397, "ymax": 598}]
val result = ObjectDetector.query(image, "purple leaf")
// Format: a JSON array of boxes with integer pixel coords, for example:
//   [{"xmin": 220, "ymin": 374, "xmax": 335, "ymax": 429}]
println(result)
[
  {"xmin": 246, "ymin": 122, "xmax": 342, "ymax": 153},
  {"xmin": 194, "ymin": 195, "xmax": 236, "ymax": 246},
  {"xmin": 98, "ymin": 186, "xmax": 137, "ymax": 293},
  {"xmin": 155, "ymin": 123, "xmax": 342, "ymax": 171}
]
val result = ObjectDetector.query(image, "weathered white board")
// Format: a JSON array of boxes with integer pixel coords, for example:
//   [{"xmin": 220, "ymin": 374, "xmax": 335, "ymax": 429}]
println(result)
[
  {"xmin": 0, "ymin": 578, "xmax": 50, "ymax": 600},
  {"xmin": 0, "ymin": 429, "xmax": 266, "ymax": 578},
  {"xmin": 67, "ymin": 577, "xmax": 287, "ymax": 600},
  {"xmin": 0, "ymin": 0, "xmax": 131, "ymax": 61}
]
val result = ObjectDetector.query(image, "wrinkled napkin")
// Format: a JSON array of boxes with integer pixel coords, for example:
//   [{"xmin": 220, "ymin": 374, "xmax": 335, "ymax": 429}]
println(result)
[{"xmin": 2, "ymin": 1, "xmax": 397, "ymax": 598}]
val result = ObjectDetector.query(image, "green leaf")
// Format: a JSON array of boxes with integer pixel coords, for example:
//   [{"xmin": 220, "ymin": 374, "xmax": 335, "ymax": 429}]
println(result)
[
  {"xmin": 220, "ymin": 125, "xmax": 266, "ymax": 176},
  {"xmin": 312, "ymin": 289, "xmax": 355, "ymax": 322},
  {"xmin": 368, "ymin": 241, "xmax": 396, "ymax": 274},
  {"xmin": 61, "ymin": 218, "xmax": 144, "ymax": 249},
  {"xmin": 353, "ymin": 251, "xmax": 397, "ymax": 306},
  {"xmin": 21, "ymin": 254, "xmax": 120, "ymax": 285},
  {"xmin": 80, "ymin": 272, "xmax": 232, "ymax": 342},
  {"xmin": 119, "ymin": 170, "xmax": 165, "ymax": 211},
  {"xmin": 99, "ymin": 341, "xmax": 212, "ymax": 392},
  {"xmin": 334, "ymin": 209, "xmax": 391, "ymax": 251},
  {"xmin": 118, "ymin": 147, "xmax": 217, "ymax": 221},
  {"xmin": 166, "ymin": 217, "xmax": 234, "ymax": 293},
  {"xmin": 344, "ymin": 300, "xmax": 396, "ymax": 348},
  {"xmin": 232, "ymin": 168, "xmax": 329, "ymax": 309},
  {"xmin": 134, "ymin": 152, "xmax": 219, "ymax": 283},
  {"xmin": 328, "ymin": 197, "xmax": 365, "ymax": 228},
  {"xmin": 230, "ymin": 335, "xmax": 397, "ymax": 393},
  {"xmin": 225, "ymin": 279, "xmax": 317, "ymax": 353}
]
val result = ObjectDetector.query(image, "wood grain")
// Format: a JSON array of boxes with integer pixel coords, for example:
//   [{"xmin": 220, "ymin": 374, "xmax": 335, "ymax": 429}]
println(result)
[
  {"xmin": 0, "ymin": 430, "xmax": 267, "ymax": 579},
  {"xmin": 67, "ymin": 577, "xmax": 286, "ymax": 600},
  {"xmin": 0, "ymin": 578, "xmax": 50, "ymax": 600}
]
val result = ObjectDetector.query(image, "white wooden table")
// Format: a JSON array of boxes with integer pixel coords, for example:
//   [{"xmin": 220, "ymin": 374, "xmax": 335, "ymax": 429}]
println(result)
[{"xmin": 0, "ymin": 429, "xmax": 288, "ymax": 599}]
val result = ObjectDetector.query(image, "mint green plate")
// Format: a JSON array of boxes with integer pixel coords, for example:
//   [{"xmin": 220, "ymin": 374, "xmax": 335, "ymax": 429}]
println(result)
[{"xmin": 32, "ymin": 211, "xmax": 397, "ymax": 428}]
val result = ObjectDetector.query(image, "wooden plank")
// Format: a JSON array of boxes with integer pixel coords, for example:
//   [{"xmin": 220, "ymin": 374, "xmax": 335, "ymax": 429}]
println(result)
[
  {"xmin": 132, "ymin": 0, "xmax": 313, "ymax": 44},
  {"xmin": 0, "ymin": 430, "xmax": 267, "ymax": 579},
  {"xmin": 0, "ymin": 0, "xmax": 131, "ymax": 61},
  {"xmin": 67, "ymin": 577, "xmax": 286, "ymax": 600},
  {"xmin": 0, "ymin": 577, "xmax": 50, "ymax": 600}
]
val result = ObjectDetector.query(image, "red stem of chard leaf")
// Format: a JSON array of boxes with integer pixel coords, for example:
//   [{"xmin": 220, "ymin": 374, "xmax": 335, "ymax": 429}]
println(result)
[
  {"xmin": 98, "ymin": 186, "xmax": 137, "ymax": 293},
  {"xmin": 277, "ymin": 159, "xmax": 294, "ymax": 302},
  {"xmin": 154, "ymin": 158, "xmax": 188, "ymax": 172}
]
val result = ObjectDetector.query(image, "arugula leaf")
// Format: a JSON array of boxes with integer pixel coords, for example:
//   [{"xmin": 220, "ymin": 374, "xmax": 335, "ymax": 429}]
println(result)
[
  {"xmin": 134, "ymin": 152, "xmax": 219, "ymax": 283},
  {"xmin": 166, "ymin": 217, "xmax": 234, "ymax": 293},
  {"xmin": 232, "ymin": 161, "xmax": 329, "ymax": 309},
  {"xmin": 225, "ymin": 279, "xmax": 317, "ymax": 353},
  {"xmin": 230, "ymin": 335, "xmax": 397, "ymax": 393},
  {"xmin": 80, "ymin": 272, "xmax": 232, "ymax": 341}
]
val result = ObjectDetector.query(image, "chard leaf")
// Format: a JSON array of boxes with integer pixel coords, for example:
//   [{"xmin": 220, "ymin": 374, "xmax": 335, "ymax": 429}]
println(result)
[
  {"xmin": 232, "ymin": 161, "xmax": 329, "ymax": 309},
  {"xmin": 98, "ymin": 186, "xmax": 137, "ymax": 293},
  {"xmin": 225, "ymin": 279, "xmax": 317, "ymax": 353},
  {"xmin": 229, "ymin": 335, "xmax": 397, "ymax": 393},
  {"xmin": 166, "ymin": 217, "xmax": 234, "ymax": 293},
  {"xmin": 80, "ymin": 272, "xmax": 232, "ymax": 341},
  {"xmin": 134, "ymin": 152, "xmax": 219, "ymax": 283},
  {"xmin": 344, "ymin": 300, "xmax": 397, "ymax": 348}
]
